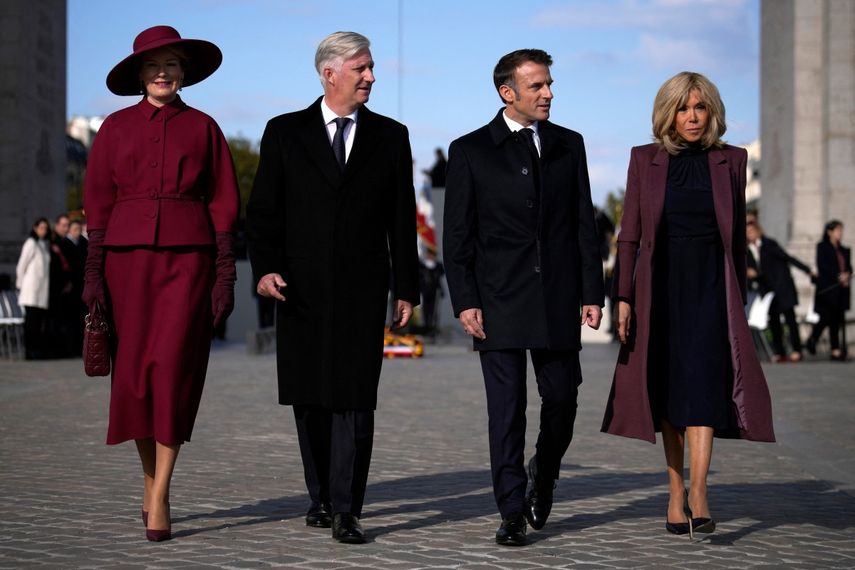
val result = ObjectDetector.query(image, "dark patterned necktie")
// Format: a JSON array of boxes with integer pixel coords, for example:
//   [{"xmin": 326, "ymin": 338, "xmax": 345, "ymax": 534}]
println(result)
[{"xmin": 332, "ymin": 117, "xmax": 351, "ymax": 170}]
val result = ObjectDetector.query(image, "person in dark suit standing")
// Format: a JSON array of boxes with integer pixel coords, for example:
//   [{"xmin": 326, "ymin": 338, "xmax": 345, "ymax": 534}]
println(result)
[
  {"xmin": 807, "ymin": 220, "xmax": 852, "ymax": 360},
  {"xmin": 60, "ymin": 219, "xmax": 88, "ymax": 356},
  {"xmin": 246, "ymin": 31, "xmax": 420, "ymax": 544},
  {"xmin": 443, "ymin": 49, "xmax": 604, "ymax": 546},
  {"xmin": 746, "ymin": 218, "xmax": 815, "ymax": 362}
]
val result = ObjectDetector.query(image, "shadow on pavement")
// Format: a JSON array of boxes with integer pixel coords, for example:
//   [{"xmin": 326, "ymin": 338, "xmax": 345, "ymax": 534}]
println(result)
[
  {"xmin": 171, "ymin": 467, "xmax": 855, "ymax": 542},
  {"xmin": 531, "ymin": 477, "xmax": 855, "ymax": 545}
]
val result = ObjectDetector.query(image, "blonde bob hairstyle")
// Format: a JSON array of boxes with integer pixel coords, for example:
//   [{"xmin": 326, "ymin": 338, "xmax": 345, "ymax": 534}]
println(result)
[{"xmin": 652, "ymin": 71, "xmax": 726, "ymax": 155}]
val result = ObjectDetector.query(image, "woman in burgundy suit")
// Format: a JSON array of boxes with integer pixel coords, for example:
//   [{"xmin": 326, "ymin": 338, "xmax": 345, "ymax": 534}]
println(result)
[
  {"xmin": 601, "ymin": 72, "xmax": 774, "ymax": 538},
  {"xmin": 82, "ymin": 26, "xmax": 239, "ymax": 542}
]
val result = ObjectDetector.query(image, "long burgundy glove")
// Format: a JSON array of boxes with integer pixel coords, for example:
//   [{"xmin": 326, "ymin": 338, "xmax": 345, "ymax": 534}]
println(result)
[
  {"xmin": 82, "ymin": 229, "xmax": 107, "ymax": 311},
  {"xmin": 212, "ymin": 232, "xmax": 237, "ymax": 329}
]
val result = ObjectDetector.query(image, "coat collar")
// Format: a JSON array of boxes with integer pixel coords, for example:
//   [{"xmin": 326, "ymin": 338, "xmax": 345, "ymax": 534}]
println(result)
[
  {"xmin": 135, "ymin": 95, "xmax": 187, "ymax": 121},
  {"xmin": 488, "ymin": 109, "xmax": 514, "ymax": 146},
  {"xmin": 487, "ymin": 108, "xmax": 563, "ymax": 161},
  {"xmin": 708, "ymin": 147, "xmax": 734, "ymax": 248},
  {"xmin": 647, "ymin": 146, "xmax": 670, "ymax": 232},
  {"xmin": 344, "ymin": 104, "xmax": 381, "ymax": 182},
  {"xmin": 299, "ymin": 96, "xmax": 380, "ymax": 189}
]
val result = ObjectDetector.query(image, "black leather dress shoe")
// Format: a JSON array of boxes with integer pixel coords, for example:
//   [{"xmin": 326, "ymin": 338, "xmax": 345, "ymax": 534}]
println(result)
[
  {"xmin": 332, "ymin": 513, "xmax": 366, "ymax": 544},
  {"xmin": 525, "ymin": 456, "xmax": 555, "ymax": 530},
  {"xmin": 495, "ymin": 513, "xmax": 527, "ymax": 546},
  {"xmin": 305, "ymin": 503, "xmax": 332, "ymax": 528}
]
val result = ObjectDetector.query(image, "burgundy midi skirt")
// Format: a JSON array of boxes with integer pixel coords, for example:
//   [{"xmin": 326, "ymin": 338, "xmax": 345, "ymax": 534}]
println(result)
[{"xmin": 104, "ymin": 246, "xmax": 215, "ymax": 445}]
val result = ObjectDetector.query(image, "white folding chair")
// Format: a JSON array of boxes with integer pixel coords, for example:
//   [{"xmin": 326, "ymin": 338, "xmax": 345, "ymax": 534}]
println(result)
[{"xmin": 0, "ymin": 290, "xmax": 26, "ymax": 359}]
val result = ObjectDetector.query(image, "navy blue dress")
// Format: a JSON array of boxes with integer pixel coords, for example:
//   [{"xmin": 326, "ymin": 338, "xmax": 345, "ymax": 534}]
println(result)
[{"xmin": 649, "ymin": 146, "xmax": 733, "ymax": 430}]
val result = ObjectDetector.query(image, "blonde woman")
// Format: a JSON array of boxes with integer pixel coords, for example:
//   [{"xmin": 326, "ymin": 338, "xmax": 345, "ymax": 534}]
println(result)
[{"xmin": 601, "ymin": 72, "xmax": 775, "ymax": 537}]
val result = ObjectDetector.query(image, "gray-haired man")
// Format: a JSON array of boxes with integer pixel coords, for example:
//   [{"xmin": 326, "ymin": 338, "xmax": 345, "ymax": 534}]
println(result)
[{"xmin": 247, "ymin": 31, "xmax": 420, "ymax": 544}]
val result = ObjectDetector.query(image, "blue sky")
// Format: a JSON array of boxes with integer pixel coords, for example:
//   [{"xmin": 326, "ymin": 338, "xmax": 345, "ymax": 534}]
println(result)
[{"xmin": 68, "ymin": 0, "xmax": 760, "ymax": 206}]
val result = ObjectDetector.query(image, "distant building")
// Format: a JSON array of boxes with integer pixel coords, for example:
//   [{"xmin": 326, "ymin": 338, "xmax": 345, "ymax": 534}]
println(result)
[
  {"xmin": 761, "ymin": 0, "xmax": 854, "ymax": 323},
  {"xmin": 744, "ymin": 139, "xmax": 761, "ymax": 208},
  {"xmin": 65, "ymin": 116, "xmax": 103, "ymax": 212},
  {"xmin": 67, "ymin": 116, "xmax": 104, "ymax": 149},
  {"xmin": 0, "ymin": 0, "xmax": 67, "ymax": 285}
]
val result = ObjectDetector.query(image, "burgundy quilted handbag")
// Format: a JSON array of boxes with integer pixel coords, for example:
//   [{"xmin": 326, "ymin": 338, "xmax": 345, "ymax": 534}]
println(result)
[{"xmin": 83, "ymin": 301, "xmax": 111, "ymax": 377}]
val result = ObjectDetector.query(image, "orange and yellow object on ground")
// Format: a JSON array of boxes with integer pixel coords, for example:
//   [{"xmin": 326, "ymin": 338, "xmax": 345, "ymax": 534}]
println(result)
[{"xmin": 383, "ymin": 328, "xmax": 424, "ymax": 358}]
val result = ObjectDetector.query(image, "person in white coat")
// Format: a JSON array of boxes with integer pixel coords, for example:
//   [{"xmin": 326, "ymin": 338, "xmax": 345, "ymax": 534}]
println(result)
[{"xmin": 16, "ymin": 218, "xmax": 51, "ymax": 359}]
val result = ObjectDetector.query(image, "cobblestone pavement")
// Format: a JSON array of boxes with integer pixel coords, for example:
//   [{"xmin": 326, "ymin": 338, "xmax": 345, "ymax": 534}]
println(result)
[{"xmin": 2, "ymin": 340, "xmax": 854, "ymax": 569}]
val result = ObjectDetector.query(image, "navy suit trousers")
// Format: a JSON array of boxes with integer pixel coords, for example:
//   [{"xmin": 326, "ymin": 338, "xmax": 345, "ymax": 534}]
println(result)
[{"xmin": 479, "ymin": 348, "xmax": 582, "ymax": 518}]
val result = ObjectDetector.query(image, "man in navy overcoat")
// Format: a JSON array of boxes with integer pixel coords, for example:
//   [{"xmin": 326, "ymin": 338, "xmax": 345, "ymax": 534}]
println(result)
[{"xmin": 443, "ymin": 49, "xmax": 604, "ymax": 546}]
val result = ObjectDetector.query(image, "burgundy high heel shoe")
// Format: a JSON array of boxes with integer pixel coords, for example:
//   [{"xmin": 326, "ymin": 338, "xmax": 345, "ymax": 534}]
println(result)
[
  {"xmin": 146, "ymin": 527, "xmax": 172, "ymax": 542},
  {"xmin": 145, "ymin": 504, "xmax": 171, "ymax": 542}
]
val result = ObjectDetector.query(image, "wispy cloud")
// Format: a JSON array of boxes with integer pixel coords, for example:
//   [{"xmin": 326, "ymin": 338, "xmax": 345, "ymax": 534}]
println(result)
[
  {"xmin": 635, "ymin": 33, "xmax": 719, "ymax": 70},
  {"xmin": 530, "ymin": 0, "xmax": 749, "ymax": 33}
]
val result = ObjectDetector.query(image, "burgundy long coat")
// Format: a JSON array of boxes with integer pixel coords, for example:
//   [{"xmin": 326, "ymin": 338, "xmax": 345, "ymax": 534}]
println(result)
[{"xmin": 601, "ymin": 143, "xmax": 775, "ymax": 443}]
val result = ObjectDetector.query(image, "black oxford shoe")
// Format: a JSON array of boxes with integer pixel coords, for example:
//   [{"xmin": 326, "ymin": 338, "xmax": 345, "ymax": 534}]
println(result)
[
  {"xmin": 332, "ymin": 513, "xmax": 366, "ymax": 544},
  {"xmin": 305, "ymin": 502, "xmax": 332, "ymax": 528},
  {"xmin": 495, "ymin": 513, "xmax": 527, "ymax": 546},
  {"xmin": 525, "ymin": 456, "xmax": 555, "ymax": 530}
]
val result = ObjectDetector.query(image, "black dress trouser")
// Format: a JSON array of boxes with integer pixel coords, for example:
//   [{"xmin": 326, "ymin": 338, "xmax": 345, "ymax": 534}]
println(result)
[
  {"xmin": 479, "ymin": 348, "xmax": 582, "ymax": 518},
  {"xmin": 810, "ymin": 310, "xmax": 846, "ymax": 352},
  {"xmin": 768, "ymin": 301, "xmax": 802, "ymax": 356},
  {"xmin": 293, "ymin": 405, "xmax": 374, "ymax": 517}
]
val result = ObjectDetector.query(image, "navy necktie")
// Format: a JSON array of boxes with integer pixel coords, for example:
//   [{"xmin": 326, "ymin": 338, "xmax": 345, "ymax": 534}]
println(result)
[{"xmin": 332, "ymin": 117, "xmax": 351, "ymax": 170}]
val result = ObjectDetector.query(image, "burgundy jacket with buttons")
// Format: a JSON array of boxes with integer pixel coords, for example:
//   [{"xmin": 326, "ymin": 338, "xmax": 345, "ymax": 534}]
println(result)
[{"xmin": 84, "ymin": 96, "xmax": 239, "ymax": 246}]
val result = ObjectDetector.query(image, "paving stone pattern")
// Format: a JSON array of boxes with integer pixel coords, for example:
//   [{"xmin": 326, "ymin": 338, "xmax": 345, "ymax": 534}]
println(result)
[{"xmin": 1, "ymin": 341, "xmax": 854, "ymax": 568}]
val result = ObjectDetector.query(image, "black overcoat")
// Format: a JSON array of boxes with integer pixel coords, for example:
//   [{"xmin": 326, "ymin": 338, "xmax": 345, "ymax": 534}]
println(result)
[
  {"xmin": 246, "ymin": 97, "xmax": 420, "ymax": 410},
  {"xmin": 443, "ymin": 110, "xmax": 604, "ymax": 351},
  {"xmin": 747, "ymin": 236, "xmax": 812, "ymax": 310},
  {"xmin": 814, "ymin": 241, "xmax": 852, "ymax": 315}
]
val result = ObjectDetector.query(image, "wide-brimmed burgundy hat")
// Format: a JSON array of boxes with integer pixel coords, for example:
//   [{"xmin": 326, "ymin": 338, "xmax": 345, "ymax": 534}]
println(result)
[{"xmin": 106, "ymin": 25, "xmax": 222, "ymax": 96}]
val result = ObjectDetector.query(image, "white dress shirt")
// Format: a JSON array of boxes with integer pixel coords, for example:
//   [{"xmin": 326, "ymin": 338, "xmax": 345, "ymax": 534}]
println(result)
[
  {"xmin": 748, "ymin": 239, "xmax": 762, "ymax": 269},
  {"xmin": 321, "ymin": 98, "xmax": 358, "ymax": 163}
]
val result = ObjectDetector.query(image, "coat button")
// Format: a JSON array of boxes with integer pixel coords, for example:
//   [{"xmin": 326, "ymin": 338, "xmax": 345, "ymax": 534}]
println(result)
[
  {"xmin": 149, "ymin": 160, "xmax": 158, "ymax": 167},
  {"xmin": 521, "ymin": 167, "xmax": 529, "ymax": 175},
  {"xmin": 534, "ymin": 265, "xmax": 541, "ymax": 273},
  {"xmin": 151, "ymin": 136, "xmax": 160, "ymax": 143},
  {"xmin": 526, "ymin": 200, "xmax": 534, "ymax": 208}
]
